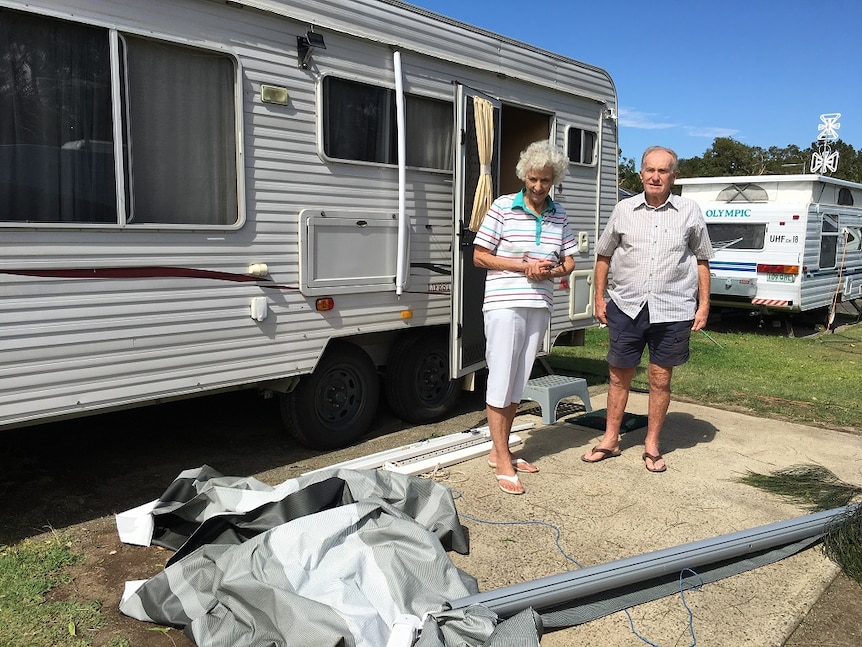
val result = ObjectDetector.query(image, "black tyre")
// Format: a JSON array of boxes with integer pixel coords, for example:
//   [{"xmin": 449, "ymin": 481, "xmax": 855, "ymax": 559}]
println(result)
[
  {"xmin": 279, "ymin": 342, "xmax": 380, "ymax": 450},
  {"xmin": 384, "ymin": 332, "xmax": 464, "ymax": 423}
]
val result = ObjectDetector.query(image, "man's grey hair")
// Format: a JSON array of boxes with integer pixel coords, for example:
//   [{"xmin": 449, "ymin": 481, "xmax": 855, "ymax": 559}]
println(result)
[
  {"xmin": 515, "ymin": 140, "xmax": 569, "ymax": 184},
  {"xmin": 641, "ymin": 146, "xmax": 679, "ymax": 173}
]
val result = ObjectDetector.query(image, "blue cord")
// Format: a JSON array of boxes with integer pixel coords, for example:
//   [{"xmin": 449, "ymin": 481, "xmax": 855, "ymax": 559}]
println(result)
[
  {"xmin": 623, "ymin": 567, "xmax": 704, "ymax": 646},
  {"xmin": 450, "ymin": 488, "xmax": 703, "ymax": 644},
  {"xmin": 450, "ymin": 488, "xmax": 582, "ymax": 568}
]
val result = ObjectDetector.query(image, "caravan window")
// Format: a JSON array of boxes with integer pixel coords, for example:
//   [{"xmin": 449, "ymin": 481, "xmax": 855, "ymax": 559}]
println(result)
[
  {"xmin": 566, "ymin": 127, "xmax": 596, "ymax": 165},
  {"xmin": 0, "ymin": 9, "xmax": 239, "ymax": 227},
  {"xmin": 707, "ymin": 223, "xmax": 766, "ymax": 251},
  {"xmin": 716, "ymin": 183, "xmax": 768, "ymax": 202},
  {"xmin": 322, "ymin": 76, "xmax": 453, "ymax": 171},
  {"xmin": 120, "ymin": 36, "xmax": 237, "ymax": 225},
  {"xmin": 0, "ymin": 11, "xmax": 115, "ymax": 223},
  {"xmin": 819, "ymin": 214, "xmax": 839, "ymax": 269}
]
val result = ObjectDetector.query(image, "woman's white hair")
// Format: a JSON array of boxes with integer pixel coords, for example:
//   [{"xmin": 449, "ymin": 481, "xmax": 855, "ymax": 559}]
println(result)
[{"xmin": 515, "ymin": 140, "xmax": 569, "ymax": 184}]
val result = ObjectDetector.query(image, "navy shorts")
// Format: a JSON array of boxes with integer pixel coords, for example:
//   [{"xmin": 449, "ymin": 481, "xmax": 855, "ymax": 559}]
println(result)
[{"xmin": 605, "ymin": 301, "xmax": 693, "ymax": 369}]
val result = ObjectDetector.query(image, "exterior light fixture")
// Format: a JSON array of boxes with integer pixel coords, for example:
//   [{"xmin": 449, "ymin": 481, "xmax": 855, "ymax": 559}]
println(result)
[{"xmin": 297, "ymin": 30, "xmax": 326, "ymax": 69}]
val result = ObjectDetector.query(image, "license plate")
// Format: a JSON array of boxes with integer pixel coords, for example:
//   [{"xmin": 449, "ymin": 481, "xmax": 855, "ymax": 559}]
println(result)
[{"xmin": 767, "ymin": 273, "xmax": 795, "ymax": 283}]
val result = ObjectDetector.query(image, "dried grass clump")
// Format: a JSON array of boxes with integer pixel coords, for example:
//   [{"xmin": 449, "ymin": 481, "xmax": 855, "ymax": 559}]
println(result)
[
  {"xmin": 823, "ymin": 505, "xmax": 862, "ymax": 585},
  {"xmin": 737, "ymin": 464, "xmax": 861, "ymax": 511},
  {"xmin": 738, "ymin": 463, "xmax": 862, "ymax": 585}
]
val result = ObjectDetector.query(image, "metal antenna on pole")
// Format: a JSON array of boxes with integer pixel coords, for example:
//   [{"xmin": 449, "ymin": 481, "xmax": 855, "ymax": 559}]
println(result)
[{"xmin": 810, "ymin": 113, "xmax": 841, "ymax": 175}]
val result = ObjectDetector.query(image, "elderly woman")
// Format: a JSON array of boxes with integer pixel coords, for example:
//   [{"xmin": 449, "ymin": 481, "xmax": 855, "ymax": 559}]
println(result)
[{"xmin": 473, "ymin": 140, "xmax": 576, "ymax": 494}]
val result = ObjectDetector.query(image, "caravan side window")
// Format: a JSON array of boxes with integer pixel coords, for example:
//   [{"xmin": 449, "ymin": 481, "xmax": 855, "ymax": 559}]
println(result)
[
  {"xmin": 566, "ymin": 127, "xmax": 596, "ymax": 165},
  {"xmin": 819, "ymin": 214, "xmax": 839, "ymax": 269},
  {"xmin": 838, "ymin": 187, "xmax": 854, "ymax": 206},
  {"xmin": 0, "ymin": 8, "xmax": 239, "ymax": 227},
  {"xmin": 322, "ymin": 76, "xmax": 453, "ymax": 171}
]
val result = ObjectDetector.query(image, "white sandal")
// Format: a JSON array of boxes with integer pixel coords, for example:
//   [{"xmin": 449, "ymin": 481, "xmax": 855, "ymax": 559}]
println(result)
[
  {"xmin": 496, "ymin": 473, "xmax": 525, "ymax": 495},
  {"xmin": 487, "ymin": 457, "xmax": 539, "ymax": 473}
]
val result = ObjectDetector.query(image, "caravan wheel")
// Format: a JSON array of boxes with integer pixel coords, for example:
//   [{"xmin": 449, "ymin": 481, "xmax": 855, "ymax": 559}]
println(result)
[
  {"xmin": 279, "ymin": 342, "xmax": 380, "ymax": 450},
  {"xmin": 384, "ymin": 332, "xmax": 464, "ymax": 423}
]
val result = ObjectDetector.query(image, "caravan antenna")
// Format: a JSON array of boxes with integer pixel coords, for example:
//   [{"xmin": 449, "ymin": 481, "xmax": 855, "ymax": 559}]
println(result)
[{"xmin": 810, "ymin": 113, "xmax": 841, "ymax": 174}]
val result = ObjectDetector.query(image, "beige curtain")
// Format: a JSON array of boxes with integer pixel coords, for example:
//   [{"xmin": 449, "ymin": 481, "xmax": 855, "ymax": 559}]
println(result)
[{"xmin": 468, "ymin": 97, "xmax": 494, "ymax": 232}]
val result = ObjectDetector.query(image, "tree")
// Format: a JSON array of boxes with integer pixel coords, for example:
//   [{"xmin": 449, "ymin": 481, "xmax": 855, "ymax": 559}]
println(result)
[
  {"xmin": 678, "ymin": 137, "xmax": 763, "ymax": 177},
  {"xmin": 618, "ymin": 152, "xmax": 642, "ymax": 193},
  {"xmin": 670, "ymin": 137, "xmax": 862, "ymax": 183}
]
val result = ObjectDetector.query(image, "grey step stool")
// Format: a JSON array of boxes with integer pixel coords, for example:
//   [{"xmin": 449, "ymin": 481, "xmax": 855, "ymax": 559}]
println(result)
[{"xmin": 522, "ymin": 374, "xmax": 592, "ymax": 424}]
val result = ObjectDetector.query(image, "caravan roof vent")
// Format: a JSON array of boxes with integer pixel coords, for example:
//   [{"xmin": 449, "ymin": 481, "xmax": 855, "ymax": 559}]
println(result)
[{"xmin": 717, "ymin": 183, "xmax": 768, "ymax": 203}]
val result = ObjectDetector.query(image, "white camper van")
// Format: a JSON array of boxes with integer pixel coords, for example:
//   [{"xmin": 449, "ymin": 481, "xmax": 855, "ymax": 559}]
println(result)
[
  {"xmin": 0, "ymin": 0, "xmax": 618, "ymax": 448},
  {"xmin": 676, "ymin": 174, "xmax": 862, "ymax": 318}
]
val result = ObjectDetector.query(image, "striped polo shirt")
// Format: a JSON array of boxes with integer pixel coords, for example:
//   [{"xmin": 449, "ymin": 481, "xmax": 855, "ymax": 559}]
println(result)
[
  {"xmin": 474, "ymin": 189, "xmax": 576, "ymax": 312},
  {"xmin": 596, "ymin": 192, "xmax": 714, "ymax": 323}
]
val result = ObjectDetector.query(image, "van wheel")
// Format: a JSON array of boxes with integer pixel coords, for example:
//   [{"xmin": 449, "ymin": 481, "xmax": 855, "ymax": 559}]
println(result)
[
  {"xmin": 384, "ymin": 332, "xmax": 463, "ymax": 423},
  {"xmin": 279, "ymin": 342, "xmax": 379, "ymax": 450}
]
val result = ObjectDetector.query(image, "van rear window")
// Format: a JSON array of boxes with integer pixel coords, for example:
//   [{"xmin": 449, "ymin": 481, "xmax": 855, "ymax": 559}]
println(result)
[{"xmin": 707, "ymin": 223, "xmax": 766, "ymax": 250}]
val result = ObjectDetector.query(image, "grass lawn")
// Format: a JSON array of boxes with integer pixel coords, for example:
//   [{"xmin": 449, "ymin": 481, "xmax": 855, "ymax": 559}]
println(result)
[
  {"xmin": 548, "ymin": 321, "xmax": 862, "ymax": 433},
  {"xmin": 0, "ymin": 535, "xmax": 102, "ymax": 647}
]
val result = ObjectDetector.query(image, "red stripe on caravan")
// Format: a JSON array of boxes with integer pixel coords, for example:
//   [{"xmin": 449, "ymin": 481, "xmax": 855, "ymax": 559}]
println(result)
[
  {"xmin": 1, "ymin": 266, "xmax": 262, "ymax": 282},
  {"xmin": 0, "ymin": 267, "xmax": 300, "ymax": 290}
]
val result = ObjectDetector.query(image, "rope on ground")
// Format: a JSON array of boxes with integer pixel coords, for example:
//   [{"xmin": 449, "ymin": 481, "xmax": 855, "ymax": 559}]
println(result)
[{"xmin": 416, "ymin": 465, "xmax": 470, "ymax": 485}]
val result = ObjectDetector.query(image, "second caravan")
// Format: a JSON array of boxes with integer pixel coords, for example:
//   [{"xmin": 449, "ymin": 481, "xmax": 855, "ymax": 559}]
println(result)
[{"xmin": 676, "ymin": 174, "xmax": 862, "ymax": 319}]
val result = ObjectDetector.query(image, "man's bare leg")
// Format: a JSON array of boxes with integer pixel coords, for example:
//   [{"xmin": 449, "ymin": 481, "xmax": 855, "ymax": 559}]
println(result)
[
  {"xmin": 643, "ymin": 363, "xmax": 672, "ymax": 471},
  {"xmin": 582, "ymin": 365, "xmax": 635, "ymax": 461}
]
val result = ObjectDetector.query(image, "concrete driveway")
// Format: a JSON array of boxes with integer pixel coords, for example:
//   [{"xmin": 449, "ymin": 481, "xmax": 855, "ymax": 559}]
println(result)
[{"xmin": 287, "ymin": 387, "xmax": 861, "ymax": 646}]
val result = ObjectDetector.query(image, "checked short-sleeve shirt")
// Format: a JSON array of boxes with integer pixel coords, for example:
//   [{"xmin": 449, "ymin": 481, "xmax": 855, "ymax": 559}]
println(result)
[{"xmin": 596, "ymin": 192, "xmax": 714, "ymax": 323}]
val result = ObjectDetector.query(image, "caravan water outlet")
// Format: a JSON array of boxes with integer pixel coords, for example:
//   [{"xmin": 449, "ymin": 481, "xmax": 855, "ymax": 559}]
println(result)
[{"xmin": 250, "ymin": 296, "xmax": 268, "ymax": 321}]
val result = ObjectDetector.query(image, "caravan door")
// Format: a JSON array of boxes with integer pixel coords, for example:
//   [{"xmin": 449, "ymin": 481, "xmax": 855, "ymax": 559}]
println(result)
[{"xmin": 450, "ymin": 85, "xmax": 501, "ymax": 378}]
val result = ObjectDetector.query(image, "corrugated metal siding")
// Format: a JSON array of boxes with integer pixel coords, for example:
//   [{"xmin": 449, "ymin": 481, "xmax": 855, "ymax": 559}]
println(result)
[
  {"xmin": 800, "ymin": 207, "xmax": 862, "ymax": 311},
  {"xmin": 0, "ymin": 0, "xmax": 617, "ymax": 426}
]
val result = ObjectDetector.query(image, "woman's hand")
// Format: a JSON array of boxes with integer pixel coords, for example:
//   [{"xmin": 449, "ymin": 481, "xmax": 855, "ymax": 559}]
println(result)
[
  {"xmin": 474, "ymin": 245, "xmax": 573, "ymax": 280},
  {"xmin": 525, "ymin": 260, "xmax": 557, "ymax": 281}
]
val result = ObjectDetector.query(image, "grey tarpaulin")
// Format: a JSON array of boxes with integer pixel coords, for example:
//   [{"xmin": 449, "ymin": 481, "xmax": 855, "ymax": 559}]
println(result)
[{"xmin": 117, "ymin": 466, "xmax": 543, "ymax": 646}]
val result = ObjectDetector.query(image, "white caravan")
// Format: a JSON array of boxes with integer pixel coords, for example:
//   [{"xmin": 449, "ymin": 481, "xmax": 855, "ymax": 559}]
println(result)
[
  {"xmin": 0, "ymin": 0, "xmax": 619, "ymax": 448},
  {"xmin": 676, "ymin": 174, "xmax": 862, "ymax": 319}
]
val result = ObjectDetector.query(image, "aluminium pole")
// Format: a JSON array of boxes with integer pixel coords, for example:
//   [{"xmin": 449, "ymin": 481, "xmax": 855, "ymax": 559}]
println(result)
[{"xmin": 449, "ymin": 506, "xmax": 851, "ymax": 618}]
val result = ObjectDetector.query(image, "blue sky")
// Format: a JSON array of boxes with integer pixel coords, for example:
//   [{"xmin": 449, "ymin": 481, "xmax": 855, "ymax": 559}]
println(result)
[{"xmin": 410, "ymin": 0, "xmax": 861, "ymax": 162}]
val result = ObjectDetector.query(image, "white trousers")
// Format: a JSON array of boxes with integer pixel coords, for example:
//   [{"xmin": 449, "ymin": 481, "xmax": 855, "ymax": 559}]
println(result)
[{"xmin": 484, "ymin": 307, "xmax": 551, "ymax": 408}]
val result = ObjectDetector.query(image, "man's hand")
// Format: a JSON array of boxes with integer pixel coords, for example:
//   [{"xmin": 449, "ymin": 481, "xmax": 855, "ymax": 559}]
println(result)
[
  {"xmin": 594, "ymin": 296, "xmax": 608, "ymax": 324},
  {"xmin": 692, "ymin": 305, "xmax": 709, "ymax": 331}
]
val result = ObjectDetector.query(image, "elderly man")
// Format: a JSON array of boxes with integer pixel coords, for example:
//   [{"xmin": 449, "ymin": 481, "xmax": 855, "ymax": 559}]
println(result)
[{"xmin": 582, "ymin": 146, "xmax": 713, "ymax": 472}]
